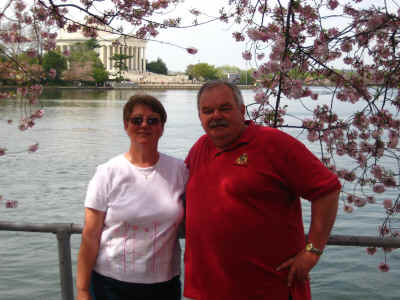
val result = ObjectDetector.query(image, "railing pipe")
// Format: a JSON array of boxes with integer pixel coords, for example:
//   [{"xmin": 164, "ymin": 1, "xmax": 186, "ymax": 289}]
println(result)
[
  {"xmin": 56, "ymin": 229, "xmax": 74, "ymax": 300},
  {"xmin": 1, "ymin": 221, "xmax": 400, "ymax": 300}
]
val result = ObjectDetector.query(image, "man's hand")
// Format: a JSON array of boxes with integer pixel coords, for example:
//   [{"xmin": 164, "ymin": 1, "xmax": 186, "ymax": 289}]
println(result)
[{"xmin": 276, "ymin": 250, "xmax": 320, "ymax": 287}]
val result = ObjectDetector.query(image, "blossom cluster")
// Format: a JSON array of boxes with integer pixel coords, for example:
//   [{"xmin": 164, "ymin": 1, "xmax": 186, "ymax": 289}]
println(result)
[{"xmin": 224, "ymin": 0, "xmax": 400, "ymax": 271}]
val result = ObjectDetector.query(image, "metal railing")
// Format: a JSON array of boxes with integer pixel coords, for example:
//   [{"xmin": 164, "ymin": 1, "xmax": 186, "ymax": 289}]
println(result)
[{"xmin": 1, "ymin": 221, "xmax": 400, "ymax": 300}]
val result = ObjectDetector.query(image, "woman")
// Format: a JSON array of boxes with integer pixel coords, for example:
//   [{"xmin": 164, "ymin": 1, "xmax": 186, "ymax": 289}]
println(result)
[{"xmin": 76, "ymin": 94, "xmax": 187, "ymax": 300}]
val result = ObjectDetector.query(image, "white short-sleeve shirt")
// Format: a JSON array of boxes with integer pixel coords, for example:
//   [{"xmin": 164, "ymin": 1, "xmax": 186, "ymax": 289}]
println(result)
[{"xmin": 85, "ymin": 153, "xmax": 188, "ymax": 283}]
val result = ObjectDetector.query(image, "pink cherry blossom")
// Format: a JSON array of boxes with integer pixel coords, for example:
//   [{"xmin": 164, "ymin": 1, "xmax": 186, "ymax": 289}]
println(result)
[
  {"xmin": 189, "ymin": 9, "xmax": 200, "ymax": 16},
  {"xmin": 247, "ymin": 28, "xmax": 273, "ymax": 42},
  {"xmin": 371, "ymin": 165, "xmax": 383, "ymax": 179},
  {"xmin": 366, "ymin": 247, "xmax": 376, "ymax": 255},
  {"xmin": 340, "ymin": 41, "xmax": 353, "ymax": 52},
  {"xmin": 232, "ymin": 32, "xmax": 245, "ymax": 42},
  {"xmin": 354, "ymin": 197, "xmax": 367, "ymax": 207},
  {"xmin": 242, "ymin": 50, "xmax": 252, "ymax": 60},
  {"xmin": 32, "ymin": 109, "xmax": 44, "ymax": 119},
  {"xmin": 186, "ymin": 47, "xmax": 197, "ymax": 55},
  {"xmin": 307, "ymin": 131, "xmax": 319, "ymax": 142},
  {"xmin": 48, "ymin": 68, "xmax": 57, "ymax": 79},
  {"xmin": 26, "ymin": 48, "xmax": 37, "ymax": 57},
  {"xmin": 378, "ymin": 263, "xmax": 389, "ymax": 272},
  {"xmin": 373, "ymin": 184, "xmax": 385, "ymax": 193},
  {"xmin": 257, "ymin": 53, "xmax": 265, "ymax": 60},
  {"xmin": 379, "ymin": 225, "xmax": 390, "ymax": 236},
  {"xmin": 383, "ymin": 199, "xmax": 393, "ymax": 209},
  {"xmin": 254, "ymin": 92, "xmax": 268, "ymax": 104},
  {"xmin": 62, "ymin": 49, "xmax": 70, "ymax": 56},
  {"xmin": 344, "ymin": 204, "xmax": 353, "ymax": 213},
  {"xmin": 5, "ymin": 200, "xmax": 18, "ymax": 208},
  {"xmin": 28, "ymin": 143, "xmax": 39, "ymax": 153},
  {"xmin": 327, "ymin": 0, "xmax": 339, "ymax": 10}
]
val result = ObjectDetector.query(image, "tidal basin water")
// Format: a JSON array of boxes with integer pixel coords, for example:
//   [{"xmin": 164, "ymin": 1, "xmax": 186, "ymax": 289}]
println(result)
[{"xmin": 0, "ymin": 88, "xmax": 399, "ymax": 300}]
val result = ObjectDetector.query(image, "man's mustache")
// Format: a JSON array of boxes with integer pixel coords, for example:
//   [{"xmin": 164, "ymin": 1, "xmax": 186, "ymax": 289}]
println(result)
[{"xmin": 208, "ymin": 119, "xmax": 229, "ymax": 128}]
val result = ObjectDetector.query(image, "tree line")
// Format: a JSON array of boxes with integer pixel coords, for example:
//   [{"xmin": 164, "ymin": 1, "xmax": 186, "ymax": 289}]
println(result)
[{"xmin": 146, "ymin": 57, "xmax": 255, "ymax": 85}]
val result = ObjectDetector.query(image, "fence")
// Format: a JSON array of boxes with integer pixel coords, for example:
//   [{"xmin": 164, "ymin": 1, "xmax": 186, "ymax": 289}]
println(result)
[{"xmin": 1, "ymin": 221, "xmax": 400, "ymax": 300}]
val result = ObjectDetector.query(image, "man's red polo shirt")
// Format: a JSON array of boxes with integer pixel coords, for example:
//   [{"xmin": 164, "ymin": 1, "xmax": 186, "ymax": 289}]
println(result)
[{"xmin": 184, "ymin": 121, "xmax": 341, "ymax": 300}]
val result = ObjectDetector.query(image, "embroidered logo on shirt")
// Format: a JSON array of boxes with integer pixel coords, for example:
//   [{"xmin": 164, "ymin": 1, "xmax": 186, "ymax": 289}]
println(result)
[{"xmin": 235, "ymin": 153, "xmax": 248, "ymax": 166}]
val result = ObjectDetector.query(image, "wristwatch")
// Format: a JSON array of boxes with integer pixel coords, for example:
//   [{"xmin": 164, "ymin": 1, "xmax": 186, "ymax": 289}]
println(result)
[{"xmin": 305, "ymin": 243, "xmax": 323, "ymax": 256}]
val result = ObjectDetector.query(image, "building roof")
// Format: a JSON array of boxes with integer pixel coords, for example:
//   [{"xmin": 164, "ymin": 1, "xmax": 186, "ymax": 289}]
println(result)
[{"xmin": 56, "ymin": 25, "xmax": 146, "ymax": 46}]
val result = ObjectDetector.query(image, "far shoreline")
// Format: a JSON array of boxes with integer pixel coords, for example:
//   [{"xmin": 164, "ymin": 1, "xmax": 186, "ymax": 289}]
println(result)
[{"xmin": 0, "ymin": 83, "xmax": 254, "ymax": 91}]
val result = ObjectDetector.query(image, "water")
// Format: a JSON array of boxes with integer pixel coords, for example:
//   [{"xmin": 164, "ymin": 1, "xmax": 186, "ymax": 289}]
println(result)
[{"xmin": 0, "ymin": 88, "xmax": 399, "ymax": 300}]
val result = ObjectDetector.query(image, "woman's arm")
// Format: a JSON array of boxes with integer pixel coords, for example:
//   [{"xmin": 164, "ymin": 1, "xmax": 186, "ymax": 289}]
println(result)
[{"xmin": 76, "ymin": 208, "xmax": 105, "ymax": 300}]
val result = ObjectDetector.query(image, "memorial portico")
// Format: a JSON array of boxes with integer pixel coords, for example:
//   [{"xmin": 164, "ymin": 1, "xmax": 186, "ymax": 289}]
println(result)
[{"xmin": 56, "ymin": 28, "xmax": 147, "ymax": 78}]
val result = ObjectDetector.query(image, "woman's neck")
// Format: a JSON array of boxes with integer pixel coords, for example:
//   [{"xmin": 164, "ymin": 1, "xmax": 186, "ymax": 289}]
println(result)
[{"xmin": 125, "ymin": 145, "xmax": 159, "ymax": 167}]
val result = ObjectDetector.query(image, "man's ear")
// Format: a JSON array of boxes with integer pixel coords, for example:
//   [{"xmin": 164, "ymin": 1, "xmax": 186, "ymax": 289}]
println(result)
[
  {"xmin": 124, "ymin": 120, "xmax": 128, "ymax": 130},
  {"xmin": 240, "ymin": 104, "xmax": 246, "ymax": 116}
]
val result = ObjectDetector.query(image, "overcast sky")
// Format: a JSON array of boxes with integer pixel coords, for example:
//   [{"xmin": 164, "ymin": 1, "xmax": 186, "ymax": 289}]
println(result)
[
  {"xmin": 144, "ymin": 0, "xmax": 399, "ymax": 73},
  {"xmin": 144, "ymin": 0, "xmax": 250, "ymax": 72}
]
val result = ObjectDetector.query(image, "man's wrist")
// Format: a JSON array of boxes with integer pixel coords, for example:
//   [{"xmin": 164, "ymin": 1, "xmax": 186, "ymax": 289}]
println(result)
[{"xmin": 305, "ymin": 242, "xmax": 323, "ymax": 256}]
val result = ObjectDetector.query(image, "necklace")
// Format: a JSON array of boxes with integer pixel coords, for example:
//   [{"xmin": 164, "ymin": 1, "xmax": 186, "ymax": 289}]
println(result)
[
  {"xmin": 124, "ymin": 152, "xmax": 159, "ymax": 180},
  {"xmin": 140, "ymin": 165, "xmax": 156, "ymax": 180}
]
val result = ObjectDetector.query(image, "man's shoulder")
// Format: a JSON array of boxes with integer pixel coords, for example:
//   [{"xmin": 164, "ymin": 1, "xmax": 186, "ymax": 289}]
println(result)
[
  {"xmin": 250, "ymin": 123, "xmax": 291, "ymax": 143},
  {"xmin": 190, "ymin": 134, "xmax": 210, "ymax": 151},
  {"xmin": 185, "ymin": 134, "xmax": 211, "ymax": 164}
]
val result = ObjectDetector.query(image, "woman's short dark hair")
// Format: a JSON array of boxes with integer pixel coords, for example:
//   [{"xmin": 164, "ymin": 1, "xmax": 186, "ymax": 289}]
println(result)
[{"xmin": 123, "ymin": 94, "xmax": 167, "ymax": 125}]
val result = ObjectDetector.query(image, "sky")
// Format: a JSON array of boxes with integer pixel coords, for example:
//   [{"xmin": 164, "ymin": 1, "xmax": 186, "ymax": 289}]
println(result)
[
  {"xmin": 4, "ymin": 0, "xmax": 398, "ymax": 73},
  {"xmin": 143, "ymin": 0, "xmax": 400, "ymax": 73},
  {"xmin": 144, "ymin": 0, "xmax": 251, "ymax": 72}
]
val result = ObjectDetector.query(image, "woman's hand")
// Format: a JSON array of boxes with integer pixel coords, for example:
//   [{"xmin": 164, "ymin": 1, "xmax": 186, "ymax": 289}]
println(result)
[{"xmin": 76, "ymin": 288, "xmax": 92, "ymax": 300}]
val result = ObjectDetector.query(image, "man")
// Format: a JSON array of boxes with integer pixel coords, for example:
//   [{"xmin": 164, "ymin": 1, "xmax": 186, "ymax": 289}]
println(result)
[{"xmin": 184, "ymin": 80, "xmax": 341, "ymax": 300}]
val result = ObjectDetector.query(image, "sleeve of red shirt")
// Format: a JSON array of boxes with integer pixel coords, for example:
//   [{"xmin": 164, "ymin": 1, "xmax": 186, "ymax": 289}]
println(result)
[{"xmin": 269, "ymin": 128, "xmax": 341, "ymax": 202}]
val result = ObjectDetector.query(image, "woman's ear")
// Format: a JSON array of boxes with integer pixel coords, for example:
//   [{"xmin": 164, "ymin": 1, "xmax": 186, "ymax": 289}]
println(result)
[{"xmin": 160, "ymin": 124, "xmax": 165, "ymax": 136}]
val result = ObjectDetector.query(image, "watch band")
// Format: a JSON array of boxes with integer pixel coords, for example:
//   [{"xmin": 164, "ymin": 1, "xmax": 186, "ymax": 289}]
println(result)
[{"xmin": 305, "ymin": 242, "xmax": 323, "ymax": 255}]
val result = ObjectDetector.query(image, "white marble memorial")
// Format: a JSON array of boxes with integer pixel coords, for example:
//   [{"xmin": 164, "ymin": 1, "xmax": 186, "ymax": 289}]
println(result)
[{"xmin": 56, "ymin": 26, "xmax": 147, "ymax": 78}]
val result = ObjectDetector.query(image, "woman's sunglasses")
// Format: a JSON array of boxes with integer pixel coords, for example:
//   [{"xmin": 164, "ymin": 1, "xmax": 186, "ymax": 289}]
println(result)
[{"xmin": 129, "ymin": 116, "xmax": 160, "ymax": 126}]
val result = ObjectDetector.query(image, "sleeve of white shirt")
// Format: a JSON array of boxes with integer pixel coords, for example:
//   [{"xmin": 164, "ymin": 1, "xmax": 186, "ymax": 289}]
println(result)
[
  {"xmin": 180, "ymin": 160, "xmax": 189, "ymax": 188},
  {"xmin": 84, "ymin": 164, "xmax": 109, "ymax": 212}
]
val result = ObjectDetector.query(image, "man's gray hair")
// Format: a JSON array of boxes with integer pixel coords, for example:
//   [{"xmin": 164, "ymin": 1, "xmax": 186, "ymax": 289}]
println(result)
[{"xmin": 197, "ymin": 80, "xmax": 244, "ymax": 109}]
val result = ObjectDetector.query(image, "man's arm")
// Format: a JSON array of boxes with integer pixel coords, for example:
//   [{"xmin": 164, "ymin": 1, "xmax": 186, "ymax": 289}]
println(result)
[{"xmin": 277, "ymin": 188, "xmax": 340, "ymax": 287}]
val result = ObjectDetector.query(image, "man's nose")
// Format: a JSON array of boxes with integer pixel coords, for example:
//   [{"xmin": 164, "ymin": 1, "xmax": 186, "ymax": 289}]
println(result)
[{"xmin": 212, "ymin": 109, "xmax": 223, "ymax": 118}]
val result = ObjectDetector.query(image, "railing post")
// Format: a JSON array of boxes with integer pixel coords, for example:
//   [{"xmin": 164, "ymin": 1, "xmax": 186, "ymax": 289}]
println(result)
[{"xmin": 56, "ymin": 228, "xmax": 74, "ymax": 300}]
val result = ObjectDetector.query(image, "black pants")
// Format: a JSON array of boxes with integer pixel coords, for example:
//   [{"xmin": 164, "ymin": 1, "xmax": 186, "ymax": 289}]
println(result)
[{"xmin": 91, "ymin": 271, "xmax": 181, "ymax": 300}]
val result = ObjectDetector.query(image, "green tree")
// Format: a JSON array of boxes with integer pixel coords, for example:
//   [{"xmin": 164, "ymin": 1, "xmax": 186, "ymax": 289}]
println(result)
[
  {"xmin": 85, "ymin": 38, "xmax": 101, "ymax": 50},
  {"xmin": 185, "ymin": 64, "xmax": 195, "ymax": 80},
  {"xmin": 110, "ymin": 53, "xmax": 131, "ymax": 82},
  {"xmin": 216, "ymin": 65, "xmax": 241, "ymax": 80},
  {"xmin": 240, "ymin": 69, "xmax": 255, "ymax": 85},
  {"xmin": 146, "ymin": 58, "xmax": 168, "ymax": 75},
  {"xmin": 190, "ymin": 63, "xmax": 218, "ymax": 81},
  {"xmin": 92, "ymin": 59, "xmax": 109, "ymax": 84},
  {"xmin": 42, "ymin": 50, "xmax": 67, "ymax": 82},
  {"xmin": 66, "ymin": 40, "xmax": 108, "ymax": 84}
]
